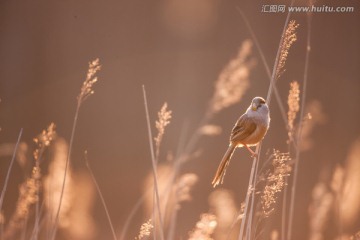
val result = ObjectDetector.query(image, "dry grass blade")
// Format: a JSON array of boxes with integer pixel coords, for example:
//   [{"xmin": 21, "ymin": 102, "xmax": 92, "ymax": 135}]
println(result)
[
  {"xmin": 84, "ymin": 151, "xmax": 117, "ymax": 240},
  {"xmin": 51, "ymin": 58, "xmax": 101, "ymax": 239},
  {"xmin": 142, "ymin": 85, "xmax": 165, "ymax": 240},
  {"xmin": 0, "ymin": 129, "xmax": 23, "ymax": 208},
  {"xmin": 287, "ymin": 14, "xmax": 312, "ymax": 240},
  {"xmin": 168, "ymin": 173, "xmax": 199, "ymax": 239},
  {"xmin": 240, "ymin": 2, "xmax": 297, "ymax": 236},
  {"xmin": 308, "ymin": 177, "xmax": 334, "ymax": 240},
  {"xmin": 236, "ymin": 7, "xmax": 289, "ymax": 127}
]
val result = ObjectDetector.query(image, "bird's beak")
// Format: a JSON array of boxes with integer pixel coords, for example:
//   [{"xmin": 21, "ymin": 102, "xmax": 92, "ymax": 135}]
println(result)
[{"xmin": 251, "ymin": 103, "xmax": 257, "ymax": 111}]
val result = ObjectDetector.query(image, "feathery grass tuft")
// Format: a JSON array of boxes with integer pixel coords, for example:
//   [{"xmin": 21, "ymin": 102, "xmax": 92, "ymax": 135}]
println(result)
[
  {"xmin": 260, "ymin": 150, "xmax": 291, "ymax": 217},
  {"xmin": 287, "ymin": 81, "xmax": 300, "ymax": 142},
  {"xmin": 188, "ymin": 213, "xmax": 217, "ymax": 240},
  {"xmin": 275, "ymin": 20, "xmax": 299, "ymax": 81},
  {"xmin": 136, "ymin": 219, "xmax": 154, "ymax": 240},
  {"xmin": 78, "ymin": 58, "xmax": 101, "ymax": 105},
  {"xmin": 208, "ymin": 39, "xmax": 256, "ymax": 116},
  {"xmin": 154, "ymin": 103, "xmax": 172, "ymax": 161},
  {"xmin": 51, "ymin": 58, "xmax": 101, "ymax": 239},
  {"xmin": 4, "ymin": 124, "xmax": 56, "ymax": 240}
]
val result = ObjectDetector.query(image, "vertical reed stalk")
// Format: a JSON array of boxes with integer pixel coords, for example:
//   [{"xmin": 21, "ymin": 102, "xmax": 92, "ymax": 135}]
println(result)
[
  {"xmin": 0, "ymin": 129, "xmax": 23, "ymax": 239},
  {"xmin": 236, "ymin": 7, "xmax": 288, "ymax": 125},
  {"xmin": 51, "ymin": 58, "xmax": 100, "ymax": 239},
  {"xmin": 0, "ymin": 129, "xmax": 23, "ymax": 215},
  {"xmin": 84, "ymin": 151, "xmax": 118, "ymax": 240},
  {"xmin": 142, "ymin": 85, "xmax": 165, "ymax": 240},
  {"xmin": 238, "ymin": 152, "xmax": 259, "ymax": 240},
  {"xmin": 50, "ymin": 102, "xmax": 80, "ymax": 240},
  {"xmin": 287, "ymin": 13, "xmax": 312, "ymax": 240},
  {"xmin": 245, "ymin": 144, "xmax": 262, "ymax": 240}
]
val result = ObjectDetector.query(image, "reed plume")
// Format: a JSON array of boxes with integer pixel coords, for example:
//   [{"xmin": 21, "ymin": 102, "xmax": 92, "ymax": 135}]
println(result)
[
  {"xmin": 136, "ymin": 219, "xmax": 153, "ymax": 240},
  {"xmin": 4, "ymin": 123, "xmax": 56, "ymax": 239},
  {"xmin": 199, "ymin": 125, "xmax": 222, "ymax": 136},
  {"xmin": 336, "ymin": 138, "xmax": 360, "ymax": 230},
  {"xmin": 350, "ymin": 231, "xmax": 360, "ymax": 240},
  {"xmin": 260, "ymin": 150, "xmax": 291, "ymax": 217},
  {"xmin": 287, "ymin": 81, "xmax": 300, "ymax": 142},
  {"xmin": 208, "ymin": 189, "xmax": 238, "ymax": 240},
  {"xmin": 188, "ymin": 213, "xmax": 217, "ymax": 240},
  {"xmin": 62, "ymin": 171, "xmax": 96, "ymax": 240},
  {"xmin": 154, "ymin": 102, "xmax": 172, "ymax": 161},
  {"xmin": 299, "ymin": 100, "xmax": 326, "ymax": 151},
  {"xmin": 275, "ymin": 20, "xmax": 299, "ymax": 81},
  {"xmin": 77, "ymin": 58, "xmax": 101, "ymax": 105},
  {"xmin": 208, "ymin": 39, "xmax": 256, "ymax": 116},
  {"xmin": 51, "ymin": 58, "xmax": 101, "ymax": 239},
  {"xmin": 308, "ymin": 174, "xmax": 334, "ymax": 240},
  {"xmin": 44, "ymin": 138, "xmax": 73, "ymax": 231}
]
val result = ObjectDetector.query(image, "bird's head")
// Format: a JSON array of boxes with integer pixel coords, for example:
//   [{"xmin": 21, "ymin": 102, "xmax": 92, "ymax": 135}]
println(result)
[{"xmin": 251, "ymin": 97, "xmax": 266, "ymax": 111}]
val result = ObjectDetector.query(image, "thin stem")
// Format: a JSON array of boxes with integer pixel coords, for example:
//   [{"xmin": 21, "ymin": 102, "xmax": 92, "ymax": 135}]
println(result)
[
  {"xmin": 245, "ymin": 144, "xmax": 262, "ymax": 239},
  {"xmin": 34, "ymin": 147, "xmax": 46, "ymax": 240},
  {"xmin": 0, "ymin": 128, "xmax": 23, "ymax": 239},
  {"xmin": 281, "ymin": 180, "xmax": 288, "ymax": 240},
  {"xmin": 51, "ymin": 102, "xmax": 80, "ymax": 240},
  {"xmin": 30, "ymin": 201, "xmax": 46, "ymax": 240},
  {"xmin": 236, "ymin": 7, "xmax": 288, "ymax": 126},
  {"xmin": 120, "ymin": 194, "xmax": 145, "ymax": 240},
  {"xmin": 84, "ymin": 151, "xmax": 117, "ymax": 240},
  {"xmin": 239, "ymin": 154, "xmax": 258, "ymax": 240},
  {"xmin": 163, "ymin": 121, "xmax": 189, "ymax": 240},
  {"xmin": 0, "ymin": 128, "xmax": 23, "ymax": 212},
  {"xmin": 266, "ymin": 0, "xmax": 295, "ymax": 105},
  {"xmin": 166, "ymin": 207, "xmax": 179, "ymax": 240},
  {"xmin": 142, "ymin": 85, "xmax": 165, "ymax": 240},
  {"xmin": 121, "ymin": 134, "xmax": 185, "ymax": 240},
  {"xmin": 236, "ymin": 0, "xmax": 295, "ymax": 237},
  {"xmin": 21, "ymin": 217, "xmax": 28, "ymax": 240},
  {"xmin": 287, "ymin": 13, "xmax": 312, "ymax": 240}
]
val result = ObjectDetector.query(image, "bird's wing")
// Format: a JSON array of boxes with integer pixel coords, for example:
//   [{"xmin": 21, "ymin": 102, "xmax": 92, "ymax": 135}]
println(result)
[{"xmin": 230, "ymin": 114, "xmax": 257, "ymax": 143}]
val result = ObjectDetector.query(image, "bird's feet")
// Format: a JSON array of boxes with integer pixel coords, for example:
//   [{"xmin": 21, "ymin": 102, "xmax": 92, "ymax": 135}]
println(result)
[{"xmin": 243, "ymin": 144, "xmax": 257, "ymax": 158}]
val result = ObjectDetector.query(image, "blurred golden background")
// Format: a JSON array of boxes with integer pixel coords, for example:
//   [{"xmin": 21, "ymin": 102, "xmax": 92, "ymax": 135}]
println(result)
[{"xmin": 0, "ymin": 0, "xmax": 359, "ymax": 239}]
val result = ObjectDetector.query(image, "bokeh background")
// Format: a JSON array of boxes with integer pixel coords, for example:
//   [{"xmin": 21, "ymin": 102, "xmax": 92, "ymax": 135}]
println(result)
[{"xmin": 0, "ymin": 0, "xmax": 359, "ymax": 239}]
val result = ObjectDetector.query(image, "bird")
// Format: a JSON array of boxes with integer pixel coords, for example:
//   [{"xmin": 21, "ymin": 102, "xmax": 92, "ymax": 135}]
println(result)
[{"xmin": 212, "ymin": 96, "xmax": 270, "ymax": 187}]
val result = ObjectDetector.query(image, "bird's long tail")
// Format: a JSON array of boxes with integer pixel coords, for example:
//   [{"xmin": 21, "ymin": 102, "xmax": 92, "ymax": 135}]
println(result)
[{"xmin": 212, "ymin": 144, "xmax": 236, "ymax": 187}]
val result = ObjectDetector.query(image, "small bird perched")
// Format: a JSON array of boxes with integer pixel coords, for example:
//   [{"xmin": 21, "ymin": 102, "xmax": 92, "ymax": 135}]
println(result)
[{"xmin": 212, "ymin": 97, "xmax": 270, "ymax": 187}]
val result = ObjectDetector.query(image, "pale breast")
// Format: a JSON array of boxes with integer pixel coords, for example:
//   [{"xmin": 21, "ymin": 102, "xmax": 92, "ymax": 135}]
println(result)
[{"xmin": 244, "ymin": 123, "xmax": 268, "ymax": 145}]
